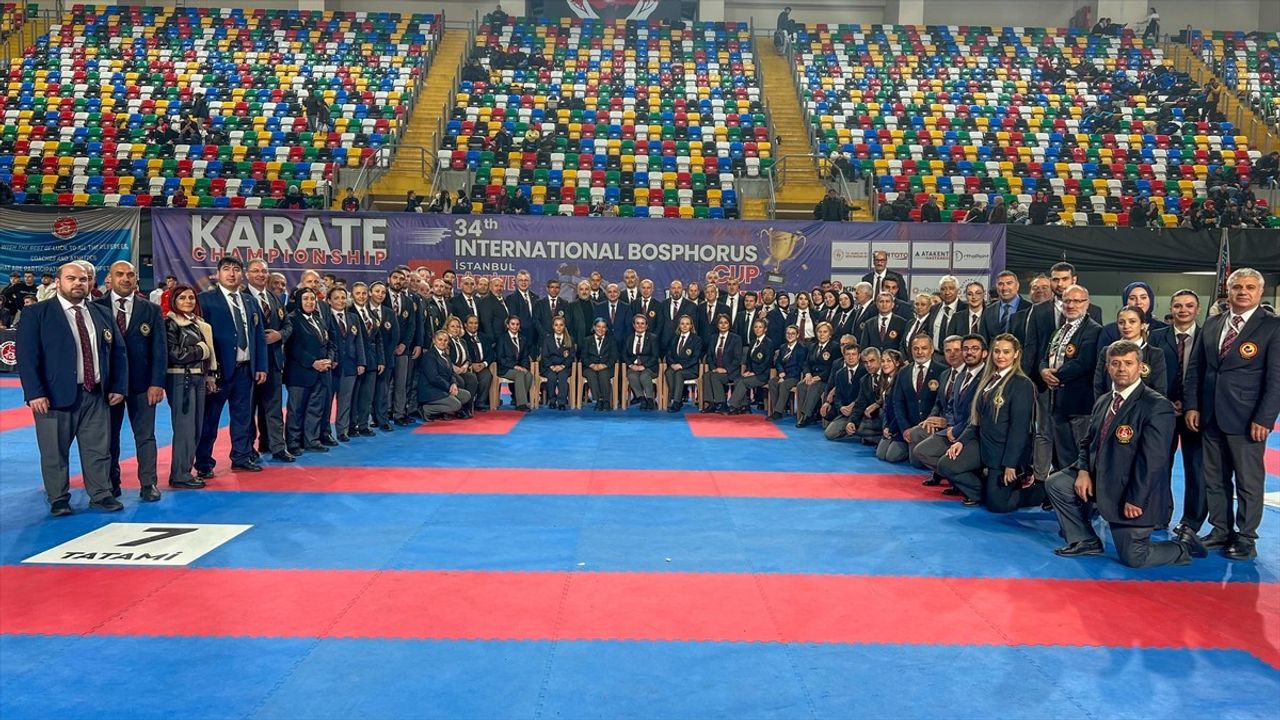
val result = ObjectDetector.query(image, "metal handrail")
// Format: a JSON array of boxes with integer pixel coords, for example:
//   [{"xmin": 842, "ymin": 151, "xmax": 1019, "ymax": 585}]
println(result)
[{"xmin": 351, "ymin": 144, "xmax": 435, "ymax": 208}]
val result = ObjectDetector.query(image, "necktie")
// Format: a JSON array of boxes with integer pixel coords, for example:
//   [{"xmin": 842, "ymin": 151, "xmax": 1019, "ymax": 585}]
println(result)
[
  {"xmin": 454, "ymin": 338, "xmax": 465, "ymax": 361},
  {"xmin": 467, "ymin": 297, "xmax": 476, "ymax": 317},
  {"xmin": 609, "ymin": 304, "xmax": 617, "ymax": 324},
  {"xmin": 716, "ymin": 335, "xmax": 725, "ymax": 364},
  {"xmin": 362, "ymin": 309, "xmax": 372, "ymax": 332},
  {"xmin": 596, "ymin": 337, "xmax": 602, "ymax": 355},
  {"xmin": 510, "ymin": 334, "xmax": 520, "ymax": 354},
  {"xmin": 677, "ymin": 334, "xmax": 686, "ymax": 356},
  {"xmin": 671, "ymin": 301, "xmax": 677, "ymax": 321},
  {"xmin": 999, "ymin": 303, "xmax": 1010, "ymax": 330},
  {"xmin": 1176, "ymin": 332, "xmax": 1189, "ymax": 379},
  {"xmin": 308, "ymin": 314, "xmax": 322, "ymax": 337},
  {"xmin": 472, "ymin": 335, "xmax": 484, "ymax": 361},
  {"xmin": 915, "ymin": 363, "xmax": 925, "ymax": 394},
  {"xmin": 798, "ymin": 312, "xmax": 806, "ymax": 338},
  {"xmin": 556, "ymin": 335, "xmax": 562, "ymax": 349},
  {"xmin": 438, "ymin": 298, "xmax": 446, "ymax": 316},
  {"xmin": 1219, "ymin": 315, "xmax": 1243, "ymax": 359},
  {"xmin": 941, "ymin": 305, "xmax": 952, "ymax": 340},
  {"xmin": 1100, "ymin": 391, "xmax": 1124, "ymax": 439},
  {"xmin": 634, "ymin": 334, "xmax": 642, "ymax": 356},
  {"xmin": 970, "ymin": 313, "xmax": 979, "ymax": 334},
  {"xmin": 550, "ymin": 298, "xmax": 557, "ymax": 315},
  {"xmin": 879, "ymin": 316, "xmax": 887, "ymax": 340},
  {"xmin": 258, "ymin": 291, "xmax": 270, "ymax": 317},
  {"xmin": 229, "ymin": 292, "xmax": 248, "ymax": 351},
  {"xmin": 942, "ymin": 369, "xmax": 955, "ymax": 399},
  {"xmin": 984, "ymin": 373, "xmax": 1002, "ymax": 395},
  {"xmin": 116, "ymin": 298, "xmax": 128, "ymax": 334},
  {"xmin": 847, "ymin": 367, "xmax": 853, "ymax": 384},
  {"xmin": 873, "ymin": 274, "xmax": 882, "ymax": 299},
  {"xmin": 960, "ymin": 369, "xmax": 976, "ymax": 395},
  {"xmin": 72, "ymin": 305, "xmax": 96, "ymax": 391},
  {"xmin": 337, "ymin": 312, "xmax": 346, "ymax": 335},
  {"xmin": 1055, "ymin": 306, "xmax": 1065, "ymax": 329},
  {"xmin": 393, "ymin": 294, "xmax": 400, "ymax": 314}
]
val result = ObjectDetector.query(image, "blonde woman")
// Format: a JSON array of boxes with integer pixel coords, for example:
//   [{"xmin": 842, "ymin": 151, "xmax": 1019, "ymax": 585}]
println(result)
[
  {"xmin": 939, "ymin": 333, "xmax": 1041, "ymax": 512},
  {"xmin": 164, "ymin": 285, "xmax": 217, "ymax": 489},
  {"xmin": 539, "ymin": 315, "xmax": 574, "ymax": 410}
]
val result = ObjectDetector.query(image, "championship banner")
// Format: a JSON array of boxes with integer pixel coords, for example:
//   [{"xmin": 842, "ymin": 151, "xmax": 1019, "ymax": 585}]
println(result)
[
  {"xmin": 0, "ymin": 207, "xmax": 138, "ymax": 279},
  {"xmin": 150, "ymin": 209, "xmax": 1005, "ymax": 296},
  {"xmin": 544, "ymin": 0, "xmax": 683, "ymax": 22}
]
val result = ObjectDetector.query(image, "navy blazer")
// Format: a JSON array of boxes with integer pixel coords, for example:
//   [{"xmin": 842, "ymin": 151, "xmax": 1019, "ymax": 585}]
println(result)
[
  {"xmin": 417, "ymin": 349, "xmax": 456, "ymax": 404},
  {"xmin": 198, "ymin": 286, "xmax": 267, "ymax": 381},
  {"xmin": 829, "ymin": 363, "xmax": 868, "ymax": 407},
  {"xmin": 773, "ymin": 341, "xmax": 809, "ymax": 378},
  {"xmin": 623, "ymin": 331, "xmax": 660, "ymax": 371},
  {"xmin": 1039, "ymin": 317, "xmax": 1102, "ymax": 417},
  {"xmin": 505, "ymin": 289, "xmax": 538, "ymax": 343},
  {"xmin": 424, "ymin": 294, "xmax": 452, "ymax": 338},
  {"xmin": 581, "ymin": 333, "xmax": 619, "ymax": 366},
  {"xmin": 761, "ymin": 306, "xmax": 787, "ymax": 348},
  {"xmin": 1077, "ymin": 382, "xmax": 1175, "ymax": 527},
  {"xmin": 958, "ymin": 373, "xmax": 1036, "ymax": 472},
  {"xmin": 565, "ymin": 298, "xmax": 597, "ymax": 345},
  {"xmin": 888, "ymin": 360, "xmax": 948, "ymax": 438},
  {"xmin": 743, "ymin": 336, "xmax": 774, "ymax": 376},
  {"xmin": 983, "ymin": 296, "xmax": 1031, "ymax": 344},
  {"xmin": 1185, "ymin": 308, "xmax": 1280, "ymax": 435},
  {"xmin": 478, "ymin": 292, "xmax": 512, "ymax": 338},
  {"xmin": 532, "ymin": 296, "xmax": 569, "ymax": 348},
  {"xmin": 93, "ymin": 293, "xmax": 166, "ymax": 394},
  {"xmin": 734, "ymin": 307, "xmax": 764, "ymax": 343},
  {"xmin": 657, "ymin": 298, "xmax": 695, "ymax": 350},
  {"xmin": 242, "ymin": 285, "xmax": 290, "ymax": 372},
  {"xmin": 539, "ymin": 333, "xmax": 575, "ymax": 370},
  {"xmin": 948, "ymin": 306, "xmax": 991, "ymax": 344},
  {"xmin": 593, "ymin": 300, "xmax": 631, "ymax": 345},
  {"xmin": 851, "ymin": 372, "xmax": 892, "ymax": 421},
  {"xmin": 696, "ymin": 301, "xmax": 729, "ymax": 342},
  {"xmin": 464, "ymin": 331, "xmax": 495, "ymax": 367},
  {"xmin": 449, "ymin": 293, "xmax": 484, "ymax": 326},
  {"xmin": 931, "ymin": 366, "xmax": 981, "ymax": 439},
  {"xmin": 664, "ymin": 332, "xmax": 703, "ymax": 367},
  {"xmin": 382, "ymin": 291, "xmax": 422, "ymax": 351},
  {"xmin": 495, "ymin": 331, "xmax": 532, "ymax": 375},
  {"xmin": 327, "ymin": 308, "xmax": 367, "ymax": 377},
  {"xmin": 858, "ymin": 314, "xmax": 908, "ymax": 352},
  {"xmin": 363, "ymin": 303, "xmax": 397, "ymax": 370},
  {"xmin": 17, "ymin": 298, "xmax": 127, "ymax": 409},
  {"xmin": 352, "ymin": 304, "xmax": 385, "ymax": 370},
  {"xmin": 1023, "ymin": 301, "xmax": 1103, "ymax": 389},
  {"xmin": 804, "ymin": 339, "xmax": 840, "ymax": 383},
  {"xmin": 1092, "ymin": 342, "xmax": 1167, "ymax": 398},
  {"xmin": 1147, "ymin": 324, "xmax": 1196, "ymax": 404},
  {"xmin": 705, "ymin": 332, "xmax": 744, "ymax": 380},
  {"xmin": 283, "ymin": 310, "xmax": 335, "ymax": 388},
  {"xmin": 861, "ymin": 269, "xmax": 908, "ymax": 302}
]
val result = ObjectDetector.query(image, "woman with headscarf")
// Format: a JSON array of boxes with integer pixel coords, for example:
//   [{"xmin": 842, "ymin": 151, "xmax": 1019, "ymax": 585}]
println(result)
[
  {"xmin": 164, "ymin": 285, "xmax": 217, "ymax": 489},
  {"xmin": 1098, "ymin": 280, "xmax": 1167, "ymax": 346},
  {"xmin": 284, "ymin": 288, "xmax": 337, "ymax": 454}
]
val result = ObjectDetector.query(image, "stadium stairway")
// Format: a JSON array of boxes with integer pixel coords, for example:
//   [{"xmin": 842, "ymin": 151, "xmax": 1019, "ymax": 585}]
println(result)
[
  {"xmin": 367, "ymin": 28, "xmax": 471, "ymax": 210},
  {"xmin": 0, "ymin": 11, "xmax": 47, "ymax": 62},
  {"xmin": 1166, "ymin": 42, "xmax": 1280, "ymax": 160},
  {"xmin": 758, "ymin": 44, "xmax": 868, "ymax": 221}
]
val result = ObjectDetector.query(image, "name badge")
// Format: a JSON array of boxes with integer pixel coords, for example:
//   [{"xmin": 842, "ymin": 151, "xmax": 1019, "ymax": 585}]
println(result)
[
  {"xmin": 139, "ymin": 322, "xmax": 151, "ymax": 337},
  {"xmin": 1064, "ymin": 343, "xmax": 1077, "ymax": 359},
  {"xmin": 927, "ymin": 379, "xmax": 939, "ymax": 391},
  {"xmin": 1115, "ymin": 425, "xmax": 1134, "ymax": 444},
  {"xmin": 1239, "ymin": 341, "xmax": 1258, "ymax": 360}
]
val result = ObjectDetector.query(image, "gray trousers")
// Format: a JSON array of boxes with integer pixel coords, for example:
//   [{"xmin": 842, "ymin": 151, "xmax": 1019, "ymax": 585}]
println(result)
[
  {"xmin": 900, "ymin": 422, "xmax": 934, "ymax": 468},
  {"xmin": 877, "ymin": 438, "xmax": 908, "ymax": 463},
  {"xmin": 543, "ymin": 364, "xmax": 571, "ymax": 405},
  {"xmin": 166, "ymin": 373, "xmax": 206, "ymax": 482},
  {"xmin": 286, "ymin": 379, "xmax": 328, "ymax": 449},
  {"xmin": 704, "ymin": 371, "xmax": 732, "ymax": 404},
  {"xmin": 353, "ymin": 370, "xmax": 376, "ymax": 430},
  {"xmin": 584, "ymin": 366, "xmax": 614, "ymax": 406},
  {"xmin": 626, "ymin": 367, "xmax": 656, "ymax": 400},
  {"xmin": 1051, "ymin": 413, "xmax": 1091, "ymax": 475},
  {"xmin": 502, "ymin": 368, "xmax": 534, "ymax": 406},
  {"xmin": 767, "ymin": 376, "xmax": 799, "ymax": 415},
  {"xmin": 334, "ymin": 375, "xmax": 357, "ymax": 435},
  {"xmin": 795, "ymin": 380, "xmax": 827, "ymax": 419},
  {"xmin": 108, "ymin": 390, "xmax": 158, "ymax": 489},
  {"xmin": 422, "ymin": 388, "xmax": 471, "ymax": 418},
  {"xmin": 728, "ymin": 373, "xmax": 767, "ymax": 409},
  {"xmin": 912, "ymin": 429, "xmax": 952, "ymax": 471},
  {"xmin": 405, "ymin": 355, "xmax": 420, "ymax": 410},
  {"xmin": 375, "ymin": 366, "xmax": 394, "ymax": 423},
  {"xmin": 253, "ymin": 368, "xmax": 287, "ymax": 454},
  {"xmin": 664, "ymin": 365, "xmax": 698, "ymax": 405},
  {"xmin": 823, "ymin": 412, "xmax": 858, "ymax": 440},
  {"xmin": 1173, "ymin": 413, "xmax": 1206, "ymax": 530},
  {"xmin": 472, "ymin": 365, "xmax": 494, "ymax": 408},
  {"xmin": 1202, "ymin": 424, "xmax": 1266, "ymax": 541},
  {"xmin": 392, "ymin": 354, "xmax": 411, "ymax": 419},
  {"xmin": 1047, "ymin": 470, "xmax": 1189, "ymax": 567},
  {"xmin": 1032, "ymin": 390, "xmax": 1053, "ymax": 481},
  {"xmin": 35, "ymin": 387, "xmax": 112, "ymax": 505}
]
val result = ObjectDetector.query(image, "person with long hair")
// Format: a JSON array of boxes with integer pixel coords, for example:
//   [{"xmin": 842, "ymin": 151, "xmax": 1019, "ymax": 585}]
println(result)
[
  {"xmin": 284, "ymin": 288, "xmax": 336, "ymax": 454},
  {"xmin": 582, "ymin": 317, "xmax": 619, "ymax": 411},
  {"xmin": 766, "ymin": 325, "xmax": 808, "ymax": 421},
  {"xmin": 727, "ymin": 318, "xmax": 774, "ymax": 414},
  {"xmin": 420, "ymin": 329, "xmax": 472, "ymax": 419},
  {"xmin": 164, "ymin": 285, "xmax": 217, "ymax": 489},
  {"xmin": 703, "ymin": 314, "xmax": 743, "ymax": 414},
  {"xmin": 539, "ymin": 315, "xmax": 574, "ymax": 410},
  {"xmin": 367, "ymin": 281, "xmax": 399, "ymax": 430},
  {"xmin": 939, "ymin": 333, "xmax": 1042, "ymax": 511},
  {"xmin": 663, "ymin": 314, "xmax": 702, "ymax": 412},
  {"xmin": 444, "ymin": 316, "xmax": 478, "ymax": 417},
  {"xmin": 1093, "ymin": 306, "xmax": 1167, "ymax": 397},
  {"xmin": 462, "ymin": 314, "xmax": 495, "ymax": 411},
  {"xmin": 795, "ymin": 321, "xmax": 838, "ymax": 427}
]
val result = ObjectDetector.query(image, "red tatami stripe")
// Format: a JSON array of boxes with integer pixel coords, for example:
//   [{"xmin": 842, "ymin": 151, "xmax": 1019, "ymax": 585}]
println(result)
[
  {"xmin": 195, "ymin": 466, "xmax": 945, "ymax": 501},
  {"xmin": 0, "ymin": 406, "xmax": 33, "ymax": 432},
  {"xmin": 3, "ymin": 567, "xmax": 1277, "ymax": 667},
  {"xmin": 0, "ymin": 378, "xmax": 21, "ymax": 388},
  {"xmin": 1267, "ymin": 449, "xmax": 1279, "ymax": 477}
]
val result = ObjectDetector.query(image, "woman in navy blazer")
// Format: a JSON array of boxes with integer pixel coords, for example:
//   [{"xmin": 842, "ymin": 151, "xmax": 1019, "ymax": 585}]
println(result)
[
  {"xmin": 766, "ymin": 325, "xmax": 809, "ymax": 421},
  {"xmin": 1092, "ymin": 307, "xmax": 1168, "ymax": 398},
  {"xmin": 283, "ymin": 288, "xmax": 336, "ymax": 454},
  {"xmin": 796, "ymin": 321, "xmax": 839, "ymax": 427},
  {"xmin": 940, "ymin": 333, "xmax": 1042, "ymax": 512},
  {"xmin": 368, "ymin": 281, "xmax": 399, "ymax": 430},
  {"xmin": 538, "ymin": 315, "xmax": 574, "ymax": 410},
  {"xmin": 663, "ymin": 314, "xmax": 703, "ymax": 412},
  {"xmin": 581, "ymin": 317, "xmax": 619, "ymax": 411},
  {"xmin": 728, "ymin": 318, "xmax": 774, "ymax": 414},
  {"xmin": 462, "ymin": 314, "xmax": 495, "ymax": 411},
  {"xmin": 703, "ymin": 314, "xmax": 743, "ymax": 413}
]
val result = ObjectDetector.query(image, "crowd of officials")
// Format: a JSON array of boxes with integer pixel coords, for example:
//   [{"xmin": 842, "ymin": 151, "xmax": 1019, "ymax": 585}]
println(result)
[{"xmin": 13, "ymin": 252, "xmax": 1278, "ymax": 569}]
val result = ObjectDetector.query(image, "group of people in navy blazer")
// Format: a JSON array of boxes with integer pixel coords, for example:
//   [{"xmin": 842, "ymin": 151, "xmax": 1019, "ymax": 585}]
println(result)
[{"xmin": 16, "ymin": 255, "xmax": 1279, "ymax": 570}]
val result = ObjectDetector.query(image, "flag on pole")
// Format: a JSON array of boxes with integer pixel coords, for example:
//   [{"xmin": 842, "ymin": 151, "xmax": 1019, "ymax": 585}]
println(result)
[{"xmin": 1213, "ymin": 228, "xmax": 1231, "ymax": 300}]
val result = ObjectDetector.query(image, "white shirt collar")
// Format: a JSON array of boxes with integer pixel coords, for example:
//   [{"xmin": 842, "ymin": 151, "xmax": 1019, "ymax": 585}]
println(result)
[
  {"xmin": 1112, "ymin": 380, "xmax": 1142, "ymax": 402},
  {"xmin": 914, "ymin": 359, "xmax": 931, "ymax": 372},
  {"xmin": 878, "ymin": 313, "xmax": 893, "ymax": 320},
  {"xmin": 1173, "ymin": 323, "xmax": 1196, "ymax": 338},
  {"xmin": 57, "ymin": 295, "xmax": 85, "ymax": 312},
  {"xmin": 220, "ymin": 285, "xmax": 242, "ymax": 303},
  {"xmin": 110, "ymin": 291, "xmax": 133, "ymax": 305},
  {"xmin": 1230, "ymin": 306, "xmax": 1258, "ymax": 326}
]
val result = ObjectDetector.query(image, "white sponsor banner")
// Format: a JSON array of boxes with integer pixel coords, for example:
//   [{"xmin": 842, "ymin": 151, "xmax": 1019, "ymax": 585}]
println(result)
[
  {"xmin": 952, "ymin": 242, "xmax": 995, "ymax": 270},
  {"xmin": 871, "ymin": 242, "xmax": 910, "ymax": 267},
  {"xmin": 830, "ymin": 241, "xmax": 871, "ymax": 270},
  {"xmin": 907, "ymin": 273, "xmax": 988, "ymax": 298},
  {"xmin": 910, "ymin": 242, "xmax": 953, "ymax": 270},
  {"xmin": 23, "ymin": 523, "xmax": 252, "ymax": 566}
]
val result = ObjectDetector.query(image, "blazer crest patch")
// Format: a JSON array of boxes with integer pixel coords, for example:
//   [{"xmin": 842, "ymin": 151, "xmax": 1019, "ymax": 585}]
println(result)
[{"xmin": 1115, "ymin": 424, "xmax": 1134, "ymax": 444}]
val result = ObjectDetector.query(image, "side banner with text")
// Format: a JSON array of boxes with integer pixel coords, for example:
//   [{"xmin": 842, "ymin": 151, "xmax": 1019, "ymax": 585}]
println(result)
[
  {"xmin": 0, "ymin": 207, "xmax": 138, "ymax": 278},
  {"xmin": 150, "ymin": 210, "xmax": 1005, "ymax": 296}
]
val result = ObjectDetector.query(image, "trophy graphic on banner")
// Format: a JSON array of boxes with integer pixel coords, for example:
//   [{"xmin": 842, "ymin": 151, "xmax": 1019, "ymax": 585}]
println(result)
[{"xmin": 760, "ymin": 228, "xmax": 808, "ymax": 285}]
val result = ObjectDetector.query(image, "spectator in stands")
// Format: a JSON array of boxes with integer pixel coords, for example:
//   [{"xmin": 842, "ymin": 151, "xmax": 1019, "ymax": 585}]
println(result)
[
  {"xmin": 521, "ymin": 127, "xmax": 541, "ymax": 151},
  {"xmin": 171, "ymin": 186, "xmax": 189, "ymax": 208},
  {"xmin": 1007, "ymin": 200, "xmax": 1028, "ymax": 225},
  {"xmin": 307, "ymin": 186, "xmax": 326, "ymax": 210},
  {"xmin": 148, "ymin": 119, "xmax": 178, "ymax": 145},
  {"xmin": 484, "ymin": 4, "xmax": 508, "ymax": 25},
  {"xmin": 191, "ymin": 93, "xmax": 209, "ymax": 120},
  {"xmin": 830, "ymin": 151, "xmax": 854, "ymax": 182},
  {"xmin": 813, "ymin": 189, "xmax": 849, "ymax": 221},
  {"xmin": 1143, "ymin": 7, "xmax": 1160, "ymax": 41},
  {"xmin": 919, "ymin": 196, "xmax": 942, "ymax": 223},
  {"xmin": 149, "ymin": 275, "xmax": 175, "ymax": 305},
  {"xmin": 988, "ymin": 197, "xmax": 1007, "ymax": 223},
  {"xmin": 427, "ymin": 190, "xmax": 451, "ymax": 213},
  {"xmin": 1, "ymin": 272, "xmax": 21, "ymax": 316},
  {"xmin": 452, "ymin": 190, "xmax": 472, "ymax": 214},
  {"xmin": 279, "ymin": 185, "xmax": 307, "ymax": 210},
  {"xmin": 1194, "ymin": 200, "xmax": 1219, "ymax": 229},
  {"xmin": 509, "ymin": 188, "xmax": 530, "ymax": 215},
  {"xmin": 1242, "ymin": 199, "xmax": 1266, "ymax": 227},
  {"xmin": 1129, "ymin": 197, "xmax": 1155, "ymax": 228},
  {"xmin": 892, "ymin": 193, "xmax": 911, "ymax": 221},
  {"xmin": 963, "ymin": 201, "xmax": 988, "ymax": 223},
  {"xmin": 1091, "ymin": 17, "xmax": 1110, "ymax": 35},
  {"xmin": 37, "ymin": 272, "xmax": 58, "ymax": 302},
  {"xmin": 1252, "ymin": 151, "xmax": 1278, "ymax": 187},
  {"xmin": 462, "ymin": 59, "xmax": 487, "ymax": 83},
  {"xmin": 178, "ymin": 114, "xmax": 202, "ymax": 144},
  {"xmin": 405, "ymin": 190, "xmax": 424, "ymax": 213},
  {"xmin": 342, "ymin": 188, "xmax": 360, "ymax": 212},
  {"xmin": 877, "ymin": 201, "xmax": 897, "ymax": 221},
  {"xmin": 0, "ymin": 179, "xmax": 13, "ymax": 206},
  {"xmin": 1028, "ymin": 191, "xmax": 1050, "ymax": 225},
  {"xmin": 491, "ymin": 126, "xmax": 512, "ymax": 153}
]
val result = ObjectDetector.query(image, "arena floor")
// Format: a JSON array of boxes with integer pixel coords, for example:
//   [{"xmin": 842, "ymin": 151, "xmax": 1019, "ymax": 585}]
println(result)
[{"xmin": 0, "ymin": 375, "xmax": 1277, "ymax": 719}]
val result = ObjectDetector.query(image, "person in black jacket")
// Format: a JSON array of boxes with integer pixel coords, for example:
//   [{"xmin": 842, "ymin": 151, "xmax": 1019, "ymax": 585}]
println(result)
[
  {"xmin": 1091, "ymin": 307, "xmax": 1167, "ymax": 398},
  {"xmin": 462, "ymin": 314, "xmax": 495, "ymax": 411},
  {"xmin": 419, "ymin": 330, "xmax": 472, "ymax": 420},
  {"xmin": 163, "ymin": 285, "xmax": 217, "ymax": 489},
  {"xmin": 663, "ymin": 315, "xmax": 703, "ymax": 412},
  {"xmin": 703, "ymin": 314, "xmax": 743, "ymax": 413},
  {"xmin": 813, "ymin": 189, "xmax": 849, "ymax": 221},
  {"xmin": 582, "ymin": 318, "xmax": 619, "ymax": 411},
  {"xmin": 728, "ymin": 318, "xmax": 774, "ymax": 414},
  {"xmin": 1028, "ymin": 190, "xmax": 1051, "ymax": 225},
  {"xmin": 1040, "ymin": 285, "xmax": 1102, "ymax": 476},
  {"xmin": 919, "ymin": 196, "xmax": 942, "ymax": 222},
  {"xmin": 539, "ymin": 316, "xmax": 574, "ymax": 410},
  {"xmin": 939, "ymin": 333, "xmax": 1041, "ymax": 511},
  {"xmin": 1047, "ymin": 340, "xmax": 1207, "ymax": 566},
  {"xmin": 496, "ymin": 316, "xmax": 534, "ymax": 410},
  {"xmin": 284, "ymin": 288, "xmax": 336, "ymax": 455},
  {"xmin": 368, "ymin": 282, "xmax": 399, "ymax": 429},
  {"xmin": 350, "ymin": 283, "xmax": 386, "ymax": 435}
]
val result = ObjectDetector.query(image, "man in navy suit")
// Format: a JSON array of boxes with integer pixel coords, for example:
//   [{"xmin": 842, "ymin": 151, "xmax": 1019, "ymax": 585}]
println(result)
[
  {"xmin": 195, "ymin": 256, "xmax": 268, "ymax": 476},
  {"xmin": 245, "ymin": 259, "xmax": 293, "ymax": 463},
  {"xmin": 1047, "ymin": 340, "xmax": 1208, "ymax": 567},
  {"xmin": 658, "ymin": 279, "xmax": 694, "ymax": 352},
  {"xmin": 505, "ymin": 269, "xmax": 538, "ymax": 346},
  {"xmin": 857, "ymin": 292, "xmax": 908, "ymax": 352},
  {"xmin": 596, "ymin": 283, "xmax": 631, "ymax": 349},
  {"xmin": 913, "ymin": 334, "xmax": 986, "ymax": 476},
  {"xmin": 982, "ymin": 270, "xmax": 1030, "ymax": 343},
  {"xmin": 1185, "ymin": 268, "xmax": 1280, "ymax": 560},
  {"xmin": 1148, "ymin": 289, "xmax": 1204, "ymax": 534},
  {"xmin": 95, "ymin": 261, "xmax": 166, "ymax": 501},
  {"xmin": 861, "ymin": 250, "xmax": 908, "ymax": 302},
  {"xmin": 532, "ymin": 278, "xmax": 567, "ymax": 348},
  {"xmin": 326, "ymin": 286, "xmax": 367, "ymax": 442},
  {"xmin": 885, "ymin": 333, "xmax": 948, "ymax": 463},
  {"xmin": 383, "ymin": 267, "xmax": 422, "ymax": 425},
  {"xmin": 18, "ymin": 261, "xmax": 127, "ymax": 515},
  {"xmin": 1039, "ymin": 284, "xmax": 1102, "ymax": 476}
]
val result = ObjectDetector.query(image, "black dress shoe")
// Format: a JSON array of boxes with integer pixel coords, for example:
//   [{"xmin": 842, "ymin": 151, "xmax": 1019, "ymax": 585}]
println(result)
[
  {"xmin": 1054, "ymin": 540, "xmax": 1105, "ymax": 557},
  {"xmin": 516, "ymin": 404, "xmax": 531, "ymax": 412},
  {"xmin": 140, "ymin": 486, "xmax": 161, "ymax": 502},
  {"xmin": 700, "ymin": 405, "xmax": 715, "ymax": 413},
  {"xmin": 304, "ymin": 444, "xmax": 330, "ymax": 453},
  {"xmin": 287, "ymin": 447, "xmax": 304, "ymax": 456},
  {"xmin": 320, "ymin": 438, "xmax": 339, "ymax": 447},
  {"xmin": 272, "ymin": 451, "xmax": 297, "ymax": 463},
  {"xmin": 49, "ymin": 500, "xmax": 73, "ymax": 517},
  {"xmin": 766, "ymin": 412, "xmax": 782, "ymax": 421},
  {"xmin": 169, "ymin": 477, "xmax": 206, "ymax": 489},
  {"xmin": 196, "ymin": 469, "xmax": 215, "ymax": 480},
  {"xmin": 1224, "ymin": 541, "xmax": 1257, "ymax": 561},
  {"xmin": 110, "ymin": 485, "xmax": 122, "ymax": 498},
  {"xmin": 961, "ymin": 497, "xmax": 981, "ymax": 507},
  {"xmin": 336, "ymin": 433, "xmax": 350, "ymax": 443},
  {"xmin": 394, "ymin": 417, "xmax": 412, "ymax": 426},
  {"xmin": 922, "ymin": 475, "xmax": 943, "ymax": 486},
  {"xmin": 1175, "ymin": 528, "xmax": 1208, "ymax": 559},
  {"xmin": 90, "ymin": 497, "xmax": 125, "ymax": 512},
  {"xmin": 941, "ymin": 487, "xmax": 962, "ymax": 496},
  {"xmin": 357, "ymin": 427, "xmax": 376, "ymax": 437},
  {"xmin": 250, "ymin": 450, "xmax": 262, "ymax": 462},
  {"xmin": 231, "ymin": 462, "xmax": 263, "ymax": 473},
  {"xmin": 378, "ymin": 422, "xmax": 394, "ymax": 431},
  {"xmin": 1200, "ymin": 531, "xmax": 1232, "ymax": 549}
]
